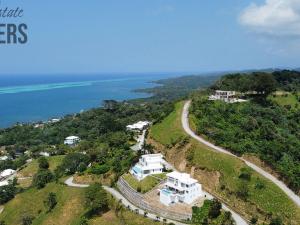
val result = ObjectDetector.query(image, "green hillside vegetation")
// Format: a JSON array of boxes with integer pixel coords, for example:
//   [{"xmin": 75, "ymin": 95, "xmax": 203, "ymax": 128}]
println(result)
[
  {"xmin": 191, "ymin": 86, "xmax": 300, "ymax": 193},
  {"xmin": 18, "ymin": 155, "xmax": 65, "ymax": 178},
  {"xmin": 212, "ymin": 70, "xmax": 300, "ymax": 93},
  {"xmin": 150, "ymin": 102, "xmax": 188, "ymax": 147},
  {"xmin": 269, "ymin": 92, "xmax": 299, "ymax": 109},
  {"xmin": 0, "ymin": 183, "xmax": 85, "ymax": 225},
  {"xmin": 192, "ymin": 199, "xmax": 235, "ymax": 225},
  {"xmin": 150, "ymin": 101, "xmax": 300, "ymax": 224},
  {"xmin": 0, "ymin": 182, "xmax": 160, "ymax": 225},
  {"xmin": 136, "ymin": 74, "xmax": 220, "ymax": 101},
  {"xmin": 89, "ymin": 210, "xmax": 159, "ymax": 225},
  {"xmin": 122, "ymin": 173, "xmax": 166, "ymax": 193}
]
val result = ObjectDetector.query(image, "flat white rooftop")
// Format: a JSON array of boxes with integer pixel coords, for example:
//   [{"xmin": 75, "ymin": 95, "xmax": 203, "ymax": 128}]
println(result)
[{"xmin": 167, "ymin": 171, "xmax": 198, "ymax": 185}]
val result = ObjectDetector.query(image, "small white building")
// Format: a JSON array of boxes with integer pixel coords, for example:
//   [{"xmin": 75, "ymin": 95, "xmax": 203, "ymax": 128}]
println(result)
[
  {"xmin": 39, "ymin": 152, "xmax": 50, "ymax": 157},
  {"xmin": 0, "ymin": 156, "xmax": 9, "ymax": 161},
  {"xmin": 64, "ymin": 136, "xmax": 81, "ymax": 146},
  {"xmin": 126, "ymin": 121, "xmax": 150, "ymax": 132},
  {"xmin": 160, "ymin": 171, "xmax": 203, "ymax": 206},
  {"xmin": 130, "ymin": 154, "xmax": 164, "ymax": 180},
  {"xmin": 0, "ymin": 169, "xmax": 16, "ymax": 180}
]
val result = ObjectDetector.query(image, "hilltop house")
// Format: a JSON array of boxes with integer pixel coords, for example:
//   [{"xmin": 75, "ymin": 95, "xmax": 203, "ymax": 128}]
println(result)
[
  {"xmin": 126, "ymin": 121, "xmax": 150, "ymax": 132},
  {"xmin": 160, "ymin": 171, "xmax": 203, "ymax": 206},
  {"xmin": 130, "ymin": 154, "xmax": 164, "ymax": 180},
  {"xmin": 209, "ymin": 90, "xmax": 247, "ymax": 103},
  {"xmin": 64, "ymin": 136, "xmax": 81, "ymax": 146}
]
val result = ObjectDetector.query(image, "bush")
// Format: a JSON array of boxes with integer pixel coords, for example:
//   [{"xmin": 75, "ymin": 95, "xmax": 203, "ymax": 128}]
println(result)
[
  {"xmin": 239, "ymin": 167, "xmax": 252, "ymax": 181},
  {"xmin": 89, "ymin": 164, "xmax": 110, "ymax": 175},
  {"xmin": 38, "ymin": 157, "xmax": 49, "ymax": 169},
  {"xmin": 44, "ymin": 192, "xmax": 57, "ymax": 212},
  {"xmin": 22, "ymin": 215, "xmax": 34, "ymax": 225},
  {"xmin": 0, "ymin": 180, "xmax": 17, "ymax": 204},
  {"xmin": 208, "ymin": 199, "xmax": 222, "ymax": 219},
  {"xmin": 32, "ymin": 169, "xmax": 54, "ymax": 189},
  {"xmin": 85, "ymin": 183, "xmax": 108, "ymax": 217},
  {"xmin": 56, "ymin": 153, "xmax": 90, "ymax": 175}
]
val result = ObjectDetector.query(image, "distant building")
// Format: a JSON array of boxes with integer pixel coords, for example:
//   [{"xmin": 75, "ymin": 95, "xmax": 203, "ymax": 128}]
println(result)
[
  {"xmin": 50, "ymin": 118, "xmax": 60, "ymax": 123},
  {"xmin": 34, "ymin": 123, "xmax": 44, "ymax": 129},
  {"xmin": 64, "ymin": 136, "xmax": 80, "ymax": 146},
  {"xmin": 209, "ymin": 90, "xmax": 247, "ymax": 103},
  {"xmin": 126, "ymin": 121, "xmax": 150, "ymax": 132},
  {"xmin": 0, "ymin": 169, "xmax": 16, "ymax": 180},
  {"xmin": 160, "ymin": 171, "xmax": 203, "ymax": 206},
  {"xmin": 130, "ymin": 154, "xmax": 164, "ymax": 180},
  {"xmin": 209, "ymin": 90, "xmax": 236, "ymax": 102},
  {"xmin": 39, "ymin": 152, "xmax": 50, "ymax": 157},
  {"xmin": 0, "ymin": 156, "xmax": 8, "ymax": 161}
]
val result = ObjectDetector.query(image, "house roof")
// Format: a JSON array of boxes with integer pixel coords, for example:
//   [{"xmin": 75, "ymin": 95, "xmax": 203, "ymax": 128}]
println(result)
[
  {"xmin": 166, "ymin": 171, "xmax": 198, "ymax": 185},
  {"xmin": 65, "ymin": 136, "xmax": 80, "ymax": 140},
  {"xmin": 126, "ymin": 121, "xmax": 150, "ymax": 130},
  {"xmin": 0, "ymin": 169, "xmax": 16, "ymax": 177},
  {"xmin": 141, "ymin": 153, "xmax": 163, "ymax": 159}
]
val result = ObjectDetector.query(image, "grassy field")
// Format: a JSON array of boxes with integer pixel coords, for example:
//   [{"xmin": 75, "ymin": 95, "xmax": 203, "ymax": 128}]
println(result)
[
  {"xmin": 18, "ymin": 155, "xmax": 65, "ymax": 177},
  {"xmin": 269, "ymin": 92, "xmax": 299, "ymax": 108},
  {"xmin": 150, "ymin": 102, "xmax": 187, "ymax": 146},
  {"xmin": 0, "ymin": 183, "xmax": 85, "ymax": 225},
  {"xmin": 122, "ymin": 173, "xmax": 165, "ymax": 193},
  {"xmin": 149, "ymin": 101, "xmax": 300, "ymax": 224},
  {"xmin": 89, "ymin": 210, "xmax": 160, "ymax": 225}
]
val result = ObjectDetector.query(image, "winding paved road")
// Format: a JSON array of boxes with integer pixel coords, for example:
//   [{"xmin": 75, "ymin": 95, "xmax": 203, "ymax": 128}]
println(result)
[
  {"xmin": 64, "ymin": 177, "xmax": 186, "ymax": 225},
  {"xmin": 182, "ymin": 100, "xmax": 300, "ymax": 208}
]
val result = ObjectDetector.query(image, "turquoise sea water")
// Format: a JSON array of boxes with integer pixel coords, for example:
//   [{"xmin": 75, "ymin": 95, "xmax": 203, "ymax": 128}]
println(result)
[{"xmin": 0, "ymin": 73, "xmax": 179, "ymax": 128}]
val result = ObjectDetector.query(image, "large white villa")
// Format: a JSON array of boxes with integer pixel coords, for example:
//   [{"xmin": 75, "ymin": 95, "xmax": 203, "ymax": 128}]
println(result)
[
  {"xmin": 64, "ymin": 136, "xmax": 81, "ymax": 146},
  {"xmin": 160, "ymin": 171, "xmax": 203, "ymax": 206},
  {"xmin": 209, "ymin": 90, "xmax": 247, "ymax": 103},
  {"xmin": 130, "ymin": 154, "xmax": 164, "ymax": 180},
  {"xmin": 126, "ymin": 121, "xmax": 150, "ymax": 132}
]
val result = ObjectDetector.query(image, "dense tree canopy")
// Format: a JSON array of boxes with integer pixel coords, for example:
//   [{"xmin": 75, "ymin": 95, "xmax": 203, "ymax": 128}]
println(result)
[{"xmin": 191, "ymin": 93, "xmax": 300, "ymax": 193}]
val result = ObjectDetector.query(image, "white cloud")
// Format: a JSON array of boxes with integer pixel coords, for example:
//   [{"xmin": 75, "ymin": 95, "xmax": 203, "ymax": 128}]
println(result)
[{"xmin": 239, "ymin": 0, "xmax": 300, "ymax": 37}]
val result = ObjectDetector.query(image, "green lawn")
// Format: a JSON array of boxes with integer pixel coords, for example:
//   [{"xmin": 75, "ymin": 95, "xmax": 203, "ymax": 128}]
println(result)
[
  {"xmin": 149, "ymin": 100, "xmax": 300, "ymax": 224},
  {"xmin": 0, "ymin": 183, "xmax": 85, "ymax": 225},
  {"xmin": 18, "ymin": 155, "xmax": 65, "ymax": 177},
  {"xmin": 150, "ymin": 102, "xmax": 187, "ymax": 146},
  {"xmin": 269, "ymin": 92, "xmax": 299, "ymax": 108},
  {"xmin": 122, "ymin": 173, "xmax": 165, "ymax": 193},
  {"xmin": 89, "ymin": 209, "xmax": 160, "ymax": 225}
]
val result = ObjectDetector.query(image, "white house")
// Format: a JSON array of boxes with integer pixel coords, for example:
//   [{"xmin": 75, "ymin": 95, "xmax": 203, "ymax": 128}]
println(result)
[
  {"xmin": 39, "ymin": 152, "xmax": 50, "ymax": 157},
  {"xmin": 160, "ymin": 171, "xmax": 203, "ymax": 206},
  {"xmin": 209, "ymin": 90, "xmax": 247, "ymax": 103},
  {"xmin": 130, "ymin": 154, "xmax": 164, "ymax": 180},
  {"xmin": 209, "ymin": 90, "xmax": 236, "ymax": 102},
  {"xmin": 0, "ymin": 156, "xmax": 9, "ymax": 161},
  {"xmin": 0, "ymin": 169, "xmax": 16, "ymax": 181},
  {"xmin": 64, "ymin": 136, "xmax": 81, "ymax": 146},
  {"xmin": 126, "ymin": 121, "xmax": 150, "ymax": 132}
]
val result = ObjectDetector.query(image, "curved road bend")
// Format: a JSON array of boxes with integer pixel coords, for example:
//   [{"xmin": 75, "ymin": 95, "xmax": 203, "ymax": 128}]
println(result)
[
  {"xmin": 182, "ymin": 100, "xmax": 300, "ymax": 208},
  {"xmin": 64, "ymin": 177, "xmax": 186, "ymax": 225}
]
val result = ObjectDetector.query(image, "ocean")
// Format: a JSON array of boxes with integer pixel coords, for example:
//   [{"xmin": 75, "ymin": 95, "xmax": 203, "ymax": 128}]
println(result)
[{"xmin": 0, "ymin": 73, "xmax": 180, "ymax": 128}]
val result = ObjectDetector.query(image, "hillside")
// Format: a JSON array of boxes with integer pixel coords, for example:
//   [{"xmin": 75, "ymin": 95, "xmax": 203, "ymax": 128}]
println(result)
[
  {"xmin": 191, "ymin": 71, "xmax": 300, "ymax": 194},
  {"xmin": 149, "ymin": 102, "xmax": 300, "ymax": 225}
]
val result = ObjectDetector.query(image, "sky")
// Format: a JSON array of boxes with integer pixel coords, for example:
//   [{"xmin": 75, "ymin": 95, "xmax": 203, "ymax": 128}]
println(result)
[{"xmin": 1, "ymin": 0, "xmax": 300, "ymax": 75}]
